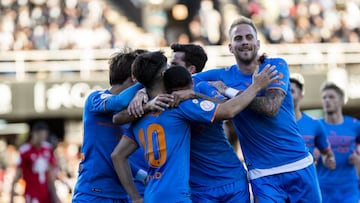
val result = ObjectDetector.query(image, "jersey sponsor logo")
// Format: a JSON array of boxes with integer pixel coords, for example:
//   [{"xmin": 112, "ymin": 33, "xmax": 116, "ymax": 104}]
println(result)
[
  {"xmin": 199, "ymin": 100, "xmax": 215, "ymax": 111},
  {"xmin": 147, "ymin": 171, "xmax": 163, "ymax": 181},
  {"xmin": 192, "ymin": 99, "xmax": 199, "ymax": 104}
]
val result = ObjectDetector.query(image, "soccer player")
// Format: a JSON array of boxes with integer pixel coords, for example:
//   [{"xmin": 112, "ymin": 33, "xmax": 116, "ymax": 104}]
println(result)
[
  {"xmin": 72, "ymin": 49, "xmax": 157, "ymax": 203},
  {"xmin": 317, "ymin": 82, "xmax": 360, "ymax": 203},
  {"xmin": 290, "ymin": 73, "xmax": 336, "ymax": 169},
  {"xmin": 10, "ymin": 121, "xmax": 60, "ymax": 203},
  {"xmin": 192, "ymin": 16, "xmax": 322, "ymax": 202},
  {"xmin": 111, "ymin": 51, "xmax": 277, "ymax": 203},
  {"xmin": 170, "ymin": 43, "xmax": 249, "ymax": 202}
]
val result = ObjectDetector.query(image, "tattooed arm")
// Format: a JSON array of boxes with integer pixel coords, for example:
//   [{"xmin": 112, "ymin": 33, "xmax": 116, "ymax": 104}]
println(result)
[{"xmin": 248, "ymin": 88, "xmax": 285, "ymax": 117}]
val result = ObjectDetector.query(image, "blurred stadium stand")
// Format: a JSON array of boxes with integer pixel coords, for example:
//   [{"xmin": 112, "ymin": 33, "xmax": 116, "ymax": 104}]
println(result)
[
  {"xmin": 0, "ymin": 0, "xmax": 360, "ymax": 135},
  {"xmin": 0, "ymin": 0, "xmax": 359, "ymax": 135},
  {"xmin": 1, "ymin": 43, "xmax": 360, "ymax": 119}
]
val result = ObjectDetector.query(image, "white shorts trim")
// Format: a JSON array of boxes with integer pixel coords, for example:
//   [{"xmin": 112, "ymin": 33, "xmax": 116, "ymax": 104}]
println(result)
[{"xmin": 248, "ymin": 153, "xmax": 313, "ymax": 180}]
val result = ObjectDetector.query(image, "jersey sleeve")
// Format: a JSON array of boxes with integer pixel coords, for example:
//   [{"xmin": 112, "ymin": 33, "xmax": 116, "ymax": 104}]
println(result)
[
  {"xmin": 179, "ymin": 99, "xmax": 219, "ymax": 123},
  {"xmin": 192, "ymin": 68, "xmax": 224, "ymax": 85},
  {"xmin": 314, "ymin": 120, "xmax": 331, "ymax": 151},
  {"xmin": 195, "ymin": 81, "xmax": 226, "ymax": 101},
  {"xmin": 88, "ymin": 83, "xmax": 143, "ymax": 113},
  {"xmin": 17, "ymin": 145, "xmax": 28, "ymax": 168},
  {"xmin": 123, "ymin": 125, "xmax": 139, "ymax": 147},
  {"xmin": 264, "ymin": 58, "xmax": 289, "ymax": 94},
  {"xmin": 122, "ymin": 126, "xmax": 144, "ymax": 181},
  {"xmin": 104, "ymin": 83, "xmax": 143, "ymax": 111},
  {"xmin": 129, "ymin": 148, "xmax": 147, "ymax": 182}
]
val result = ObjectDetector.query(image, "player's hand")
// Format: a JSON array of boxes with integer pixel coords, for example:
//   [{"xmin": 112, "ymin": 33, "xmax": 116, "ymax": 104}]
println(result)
[
  {"xmin": 144, "ymin": 94, "xmax": 174, "ymax": 113},
  {"xmin": 252, "ymin": 64, "xmax": 278, "ymax": 90},
  {"xmin": 171, "ymin": 89, "xmax": 195, "ymax": 108},
  {"xmin": 323, "ymin": 156, "xmax": 336, "ymax": 170},
  {"xmin": 349, "ymin": 151, "xmax": 360, "ymax": 166},
  {"xmin": 313, "ymin": 148, "xmax": 321, "ymax": 166},
  {"xmin": 132, "ymin": 198, "xmax": 144, "ymax": 203},
  {"xmin": 208, "ymin": 81, "xmax": 228, "ymax": 94},
  {"xmin": 128, "ymin": 90, "xmax": 149, "ymax": 117}
]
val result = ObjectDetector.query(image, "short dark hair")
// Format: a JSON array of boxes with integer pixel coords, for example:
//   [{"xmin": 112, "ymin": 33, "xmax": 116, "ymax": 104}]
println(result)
[
  {"xmin": 108, "ymin": 48, "xmax": 147, "ymax": 86},
  {"xmin": 32, "ymin": 121, "xmax": 49, "ymax": 132},
  {"xmin": 170, "ymin": 43, "xmax": 208, "ymax": 73},
  {"xmin": 163, "ymin": 65, "xmax": 192, "ymax": 93},
  {"xmin": 229, "ymin": 16, "xmax": 258, "ymax": 38},
  {"xmin": 132, "ymin": 51, "xmax": 168, "ymax": 88},
  {"xmin": 290, "ymin": 78, "xmax": 303, "ymax": 91},
  {"xmin": 321, "ymin": 82, "xmax": 344, "ymax": 99}
]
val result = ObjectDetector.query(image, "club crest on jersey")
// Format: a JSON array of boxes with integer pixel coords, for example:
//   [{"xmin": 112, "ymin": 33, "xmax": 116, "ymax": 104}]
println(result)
[{"xmin": 200, "ymin": 100, "xmax": 215, "ymax": 111}]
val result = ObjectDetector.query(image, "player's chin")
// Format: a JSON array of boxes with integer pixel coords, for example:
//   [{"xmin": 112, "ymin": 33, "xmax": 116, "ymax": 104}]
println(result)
[
  {"xmin": 240, "ymin": 52, "xmax": 256, "ymax": 61},
  {"xmin": 239, "ymin": 56, "xmax": 253, "ymax": 64}
]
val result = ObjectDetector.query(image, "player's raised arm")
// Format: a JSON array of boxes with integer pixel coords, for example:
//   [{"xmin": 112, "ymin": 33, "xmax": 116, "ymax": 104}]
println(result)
[{"xmin": 214, "ymin": 64, "xmax": 278, "ymax": 121}]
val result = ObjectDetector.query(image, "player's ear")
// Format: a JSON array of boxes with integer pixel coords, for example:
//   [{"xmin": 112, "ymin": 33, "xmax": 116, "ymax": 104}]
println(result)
[
  {"xmin": 187, "ymin": 65, "xmax": 196, "ymax": 74},
  {"xmin": 131, "ymin": 74, "xmax": 137, "ymax": 82},
  {"xmin": 228, "ymin": 43, "xmax": 233, "ymax": 54},
  {"xmin": 256, "ymin": 40, "xmax": 260, "ymax": 52}
]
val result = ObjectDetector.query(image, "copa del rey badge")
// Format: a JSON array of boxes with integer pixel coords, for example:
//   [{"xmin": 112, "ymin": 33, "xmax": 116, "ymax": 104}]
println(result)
[{"xmin": 199, "ymin": 100, "xmax": 215, "ymax": 111}]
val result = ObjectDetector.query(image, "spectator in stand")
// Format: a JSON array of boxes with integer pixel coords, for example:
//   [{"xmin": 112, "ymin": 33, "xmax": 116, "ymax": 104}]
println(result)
[{"xmin": 2, "ymin": 0, "xmax": 360, "ymax": 50}]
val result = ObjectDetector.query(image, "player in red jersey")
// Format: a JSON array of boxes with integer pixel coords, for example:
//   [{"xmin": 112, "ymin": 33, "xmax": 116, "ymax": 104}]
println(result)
[{"xmin": 10, "ymin": 121, "xmax": 60, "ymax": 203}]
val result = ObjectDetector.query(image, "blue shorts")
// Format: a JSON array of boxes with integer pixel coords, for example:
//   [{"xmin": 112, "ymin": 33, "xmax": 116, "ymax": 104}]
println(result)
[
  {"xmin": 251, "ymin": 164, "xmax": 321, "ymax": 203},
  {"xmin": 191, "ymin": 179, "xmax": 250, "ymax": 203},
  {"xmin": 72, "ymin": 192, "xmax": 130, "ymax": 203}
]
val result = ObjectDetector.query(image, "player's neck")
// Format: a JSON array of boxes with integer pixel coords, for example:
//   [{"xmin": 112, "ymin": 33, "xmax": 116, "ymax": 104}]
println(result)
[
  {"xmin": 31, "ymin": 140, "xmax": 42, "ymax": 148},
  {"xmin": 236, "ymin": 60, "xmax": 258, "ymax": 75},
  {"xmin": 147, "ymin": 83, "xmax": 165, "ymax": 99},
  {"xmin": 325, "ymin": 111, "xmax": 344, "ymax": 124},
  {"xmin": 109, "ymin": 78, "xmax": 134, "ymax": 94},
  {"xmin": 294, "ymin": 108, "xmax": 302, "ymax": 121}
]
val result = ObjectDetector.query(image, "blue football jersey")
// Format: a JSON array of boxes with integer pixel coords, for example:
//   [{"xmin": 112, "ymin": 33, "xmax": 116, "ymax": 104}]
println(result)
[
  {"xmin": 317, "ymin": 116, "xmax": 360, "ymax": 202},
  {"xmin": 73, "ymin": 89, "xmax": 130, "ymax": 199},
  {"xmin": 73, "ymin": 83, "xmax": 144, "ymax": 200},
  {"xmin": 297, "ymin": 113, "xmax": 330, "ymax": 155},
  {"xmin": 193, "ymin": 58, "xmax": 310, "ymax": 179},
  {"xmin": 190, "ymin": 81, "xmax": 247, "ymax": 191},
  {"xmin": 126, "ymin": 98, "xmax": 219, "ymax": 202}
]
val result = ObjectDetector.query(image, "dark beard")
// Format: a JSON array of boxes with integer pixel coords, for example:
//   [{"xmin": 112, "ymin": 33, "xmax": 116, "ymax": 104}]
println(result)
[
  {"xmin": 326, "ymin": 110, "xmax": 335, "ymax": 116},
  {"xmin": 240, "ymin": 53, "xmax": 257, "ymax": 65},
  {"xmin": 242, "ymin": 58, "xmax": 253, "ymax": 65}
]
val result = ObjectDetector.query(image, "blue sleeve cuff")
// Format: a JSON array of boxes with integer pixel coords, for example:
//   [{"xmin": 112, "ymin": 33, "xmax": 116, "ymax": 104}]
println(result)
[{"xmin": 105, "ymin": 83, "xmax": 143, "ymax": 111}]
